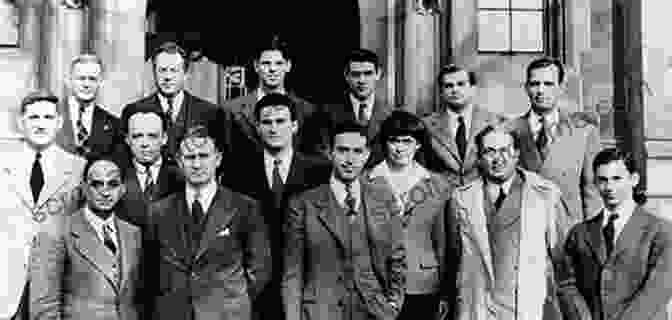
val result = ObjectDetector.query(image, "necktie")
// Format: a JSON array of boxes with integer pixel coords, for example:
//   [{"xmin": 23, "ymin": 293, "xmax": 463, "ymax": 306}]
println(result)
[
  {"xmin": 603, "ymin": 213, "xmax": 619, "ymax": 256},
  {"xmin": 30, "ymin": 152, "xmax": 44, "ymax": 203},
  {"xmin": 494, "ymin": 185, "xmax": 506, "ymax": 211},
  {"xmin": 271, "ymin": 159, "xmax": 284, "ymax": 207},
  {"xmin": 76, "ymin": 104, "xmax": 89, "ymax": 146},
  {"xmin": 165, "ymin": 96, "xmax": 175, "ymax": 125},
  {"xmin": 536, "ymin": 117, "xmax": 549, "ymax": 157},
  {"xmin": 191, "ymin": 192, "xmax": 205, "ymax": 243},
  {"xmin": 345, "ymin": 183, "xmax": 357, "ymax": 217},
  {"xmin": 143, "ymin": 163, "xmax": 155, "ymax": 200},
  {"xmin": 456, "ymin": 115, "xmax": 467, "ymax": 160},
  {"xmin": 358, "ymin": 103, "xmax": 369, "ymax": 126},
  {"xmin": 102, "ymin": 223, "xmax": 117, "ymax": 255}
]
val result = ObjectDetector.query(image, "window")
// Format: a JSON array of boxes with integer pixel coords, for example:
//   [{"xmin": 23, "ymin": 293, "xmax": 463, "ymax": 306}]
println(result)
[
  {"xmin": 0, "ymin": 0, "xmax": 18, "ymax": 47},
  {"xmin": 478, "ymin": 0, "xmax": 544, "ymax": 53}
]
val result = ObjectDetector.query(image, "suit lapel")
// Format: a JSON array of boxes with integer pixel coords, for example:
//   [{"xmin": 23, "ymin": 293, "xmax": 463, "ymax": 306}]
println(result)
[
  {"xmin": 540, "ymin": 110, "xmax": 576, "ymax": 171},
  {"xmin": 155, "ymin": 162, "xmax": 174, "ymax": 198},
  {"xmin": 367, "ymin": 99, "xmax": 388, "ymax": 139},
  {"xmin": 608, "ymin": 206, "xmax": 651, "ymax": 264},
  {"xmin": 116, "ymin": 218, "xmax": 138, "ymax": 292},
  {"xmin": 195, "ymin": 188, "xmax": 238, "ymax": 260},
  {"xmin": 57, "ymin": 101, "xmax": 77, "ymax": 152},
  {"xmin": 460, "ymin": 179, "xmax": 495, "ymax": 284},
  {"xmin": 583, "ymin": 213, "xmax": 608, "ymax": 265},
  {"xmin": 37, "ymin": 149, "xmax": 76, "ymax": 207},
  {"xmin": 315, "ymin": 185, "xmax": 346, "ymax": 249},
  {"xmin": 425, "ymin": 113, "xmax": 462, "ymax": 171},
  {"xmin": 514, "ymin": 113, "xmax": 544, "ymax": 171},
  {"xmin": 462, "ymin": 106, "xmax": 490, "ymax": 173},
  {"xmin": 233, "ymin": 93, "xmax": 261, "ymax": 144},
  {"xmin": 70, "ymin": 211, "xmax": 119, "ymax": 293},
  {"xmin": 158, "ymin": 193, "xmax": 192, "ymax": 265}
]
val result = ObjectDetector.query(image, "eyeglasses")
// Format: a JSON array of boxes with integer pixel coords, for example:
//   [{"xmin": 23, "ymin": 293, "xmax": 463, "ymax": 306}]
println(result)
[
  {"xmin": 387, "ymin": 136, "xmax": 417, "ymax": 146},
  {"xmin": 481, "ymin": 144, "xmax": 515, "ymax": 159},
  {"xmin": 87, "ymin": 179, "xmax": 122, "ymax": 192}
]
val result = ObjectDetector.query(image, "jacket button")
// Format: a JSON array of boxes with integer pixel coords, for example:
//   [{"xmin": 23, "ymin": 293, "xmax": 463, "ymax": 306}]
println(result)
[
  {"xmin": 338, "ymin": 300, "xmax": 344, "ymax": 307},
  {"xmin": 191, "ymin": 272, "xmax": 199, "ymax": 280}
]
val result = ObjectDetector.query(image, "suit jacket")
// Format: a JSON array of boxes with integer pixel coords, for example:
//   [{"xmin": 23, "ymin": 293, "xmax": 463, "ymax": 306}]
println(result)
[
  {"xmin": 422, "ymin": 105, "xmax": 507, "ymax": 186},
  {"xmin": 146, "ymin": 187, "xmax": 271, "ymax": 320},
  {"xmin": 55, "ymin": 103, "xmax": 122, "ymax": 159},
  {"xmin": 558, "ymin": 206, "xmax": 672, "ymax": 320},
  {"xmin": 506, "ymin": 109, "xmax": 601, "ymax": 222},
  {"xmin": 451, "ymin": 169, "xmax": 576, "ymax": 320},
  {"xmin": 319, "ymin": 93, "xmax": 394, "ymax": 166},
  {"xmin": 221, "ymin": 91, "xmax": 323, "ymax": 161},
  {"xmin": 117, "ymin": 160, "xmax": 184, "ymax": 230},
  {"xmin": 0, "ymin": 142, "xmax": 85, "ymax": 319},
  {"xmin": 121, "ymin": 91, "xmax": 231, "ymax": 163},
  {"xmin": 282, "ymin": 178, "xmax": 406, "ymax": 320},
  {"xmin": 29, "ymin": 210, "xmax": 143, "ymax": 320}
]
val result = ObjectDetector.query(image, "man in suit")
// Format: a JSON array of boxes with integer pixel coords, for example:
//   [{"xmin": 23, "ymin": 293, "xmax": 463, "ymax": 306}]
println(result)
[
  {"xmin": 55, "ymin": 53, "xmax": 122, "ymax": 159},
  {"xmin": 30, "ymin": 156, "xmax": 144, "ymax": 320},
  {"xmin": 506, "ymin": 57, "xmax": 601, "ymax": 222},
  {"xmin": 221, "ymin": 36, "xmax": 321, "ymax": 161},
  {"xmin": 320, "ymin": 49, "xmax": 395, "ymax": 167},
  {"xmin": 283, "ymin": 121, "xmax": 406, "ymax": 320},
  {"xmin": 145, "ymin": 125, "xmax": 271, "ymax": 320},
  {"xmin": 0, "ymin": 90, "xmax": 85, "ymax": 320},
  {"xmin": 121, "ymin": 41, "xmax": 230, "ymax": 164},
  {"xmin": 557, "ymin": 148, "xmax": 672, "ymax": 320},
  {"xmin": 422, "ymin": 64, "xmax": 507, "ymax": 186},
  {"xmin": 451, "ymin": 124, "xmax": 578, "ymax": 320},
  {"xmin": 226, "ymin": 93, "xmax": 331, "ymax": 320},
  {"xmin": 117, "ymin": 105, "xmax": 183, "ymax": 229}
]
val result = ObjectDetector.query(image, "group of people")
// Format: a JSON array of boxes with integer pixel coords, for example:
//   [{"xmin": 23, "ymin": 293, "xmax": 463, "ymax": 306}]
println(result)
[{"xmin": 2, "ymin": 36, "xmax": 672, "ymax": 320}]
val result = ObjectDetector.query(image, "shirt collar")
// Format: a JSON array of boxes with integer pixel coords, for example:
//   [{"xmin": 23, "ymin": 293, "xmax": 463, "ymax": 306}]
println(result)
[
  {"xmin": 529, "ymin": 107, "xmax": 559, "ymax": 132},
  {"xmin": 444, "ymin": 104, "xmax": 473, "ymax": 130},
  {"xmin": 349, "ymin": 93, "xmax": 375, "ymax": 110},
  {"xmin": 158, "ymin": 90, "xmax": 184, "ymax": 111},
  {"xmin": 133, "ymin": 157, "xmax": 163, "ymax": 174},
  {"xmin": 602, "ymin": 198, "xmax": 637, "ymax": 228},
  {"xmin": 257, "ymin": 87, "xmax": 287, "ymax": 101},
  {"xmin": 24, "ymin": 141, "xmax": 58, "ymax": 162},
  {"xmin": 68, "ymin": 96, "xmax": 94, "ymax": 113},
  {"xmin": 485, "ymin": 172, "xmax": 516, "ymax": 197},
  {"xmin": 263, "ymin": 148, "xmax": 293, "ymax": 168},
  {"xmin": 330, "ymin": 174, "xmax": 361, "ymax": 210},
  {"xmin": 186, "ymin": 179, "xmax": 218, "ymax": 212},
  {"xmin": 83, "ymin": 206, "xmax": 116, "ymax": 240}
]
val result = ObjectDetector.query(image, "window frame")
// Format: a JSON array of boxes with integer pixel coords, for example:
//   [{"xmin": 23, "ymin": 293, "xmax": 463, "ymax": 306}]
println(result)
[{"xmin": 477, "ymin": 0, "xmax": 545, "ymax": 54}]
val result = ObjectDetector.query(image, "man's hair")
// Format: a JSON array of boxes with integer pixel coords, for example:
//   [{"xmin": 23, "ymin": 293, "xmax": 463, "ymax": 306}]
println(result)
[
  {"xmin": 151, "ymin": 41, "xmax": 189, "ymax": 71},
  {"xmin": 254, "ymin": 35, "xmax": 291, "ymax": 62},
  {"xmin": 254, "ymin": 93, "xmax": 297, "ymax": 121},
  {"xmin": 592, "ymin": 147, "xmax": 646, "ymax": 204},
  {"xmin": 82, "ymin": 154, "xmax": 127, "ymax": 183},
  {"xmin": 177, "ymin": 125, "xmax": 219, "ymax": 154},
  {"xmin": 474, "ymin": 124, "xmax": 521, "ymax": 155},
  {"xmin": 70, "ymin": 53, "xmax": 104, "ymax": 74},
  {"xmin": 526, "ymin": 56, "xmax": 565, "ymax": 84},
  {"xmin": 344, "ymin": 48, "xmax": 380, "ymax": 73},
  {"xmin": 122, "ymin": 103, "xmax": 169, "ymax": 134},
  {"xmin": 330, "ymin": 121, "xmax": 370, "ymax": 148},
  {"xmin": 379, "ymin": 110, "xmax": 429, "ymax": 152},
  {"xmin": 20, "ymin": 89, "xmax": 59, "ymax": 114},
  {"xmin": 437, "ymin": 64, "xmax": 477, "ymax": 86}
]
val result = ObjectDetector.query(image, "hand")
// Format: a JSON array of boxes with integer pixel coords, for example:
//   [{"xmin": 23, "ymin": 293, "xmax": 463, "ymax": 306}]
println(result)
[{"xmin": 436, "ymin": 300, "xmax": 450, "ymax": 320}]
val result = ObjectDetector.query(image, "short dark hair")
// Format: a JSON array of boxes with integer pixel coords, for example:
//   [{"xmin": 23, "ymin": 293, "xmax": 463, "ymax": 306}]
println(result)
[
  {"xmin": 526, "ymin": 56, "xmax": 565, "ymax": 84},
  {"xmin": 254, "ymin": 35, "xmax": 291, "ymax": 62},
  {"xmin": 475, "ymin": 124, "xmax": 521, "ymax": 155},
  {"xmin": 344, "ymin": 48, "xmax": 380, "ymax": 73},
  {"xmin": 330, "ymin": 121, "xmax": 370, "ymax": 148},
  {"xmin": 437, "ymin": 64, "xmax": 477, "ymax": 86},
  {"xmin": 592, "ymin": 147, "xmax": 646, "ymax": 204},
  {"xmin": 71, "ymin": 53, "xmax": 105, "ymax": 74},
  {"xmin": 379, "ymin": 110, "xmax": 429, "ymax": 155},
  {"xmin": 254, "ymin": 93, "xmax": 297, "ymax": 121},
  {"xmin": 122, "ymin": 103, "xmax": 169, "ymax": 134},
  {"xmin": 82, "ymin": 154, "xmax": 127, "ymax": 183},
  {"xmin": 151, "ymin": 41, "xmax": 189, "ymax": 71},
  {"xmin": 177, "ymin": 125, "xmax": 220, "ymax": 154},
  {"xmin": 20, "ymin": 89, "xmax": 59, "ymax": 114}
]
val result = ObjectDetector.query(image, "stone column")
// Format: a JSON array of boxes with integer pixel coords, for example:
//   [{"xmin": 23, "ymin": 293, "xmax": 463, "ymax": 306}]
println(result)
[{"xmin": 89, "ymin": 0, "xmax": 147, "ymax": 116}]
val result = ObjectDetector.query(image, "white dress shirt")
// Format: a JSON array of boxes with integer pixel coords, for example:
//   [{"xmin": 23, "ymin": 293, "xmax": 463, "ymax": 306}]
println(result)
[
  {"xmin": 528, "ymin": 108, "xmax": 559, "ymax": 143},
  {"xmin": 68, "ymin": 96, "xmax": 94, "ymax": 143},
  {"xmin": 484, "ymin": 173, "xmax": 516, "ymax": 204},
  {"xmin": 264, "ymin": 149, "xmax": 293, "ymax": 188},
  {"xmin": 84, "ymin": 206, "xmax": 118, "ymax": 252},
  {"xmin": 602, "ymin": 198, "xmax": 637, "ymax": 241},
  {"xmin": 330, "ymin": 175, "xmax": 361, "ymax": 212},
  {"xmin": 158, "ymin": 90, "xmax": 184, "ymax": 122},
  {"xmin": 349, "ymin": 93, "xmax": 375, "ymax": 121},
  {"xmin": 134, "ymin": 158, "xmax": 162, "ymax": 192},
  {"xmin": 186, "ymin": 179, "xmax": 218, "ymax": 214},
  {"xmin": 444, "ymin": 104, "xmax": 473, "ymax": 140}
]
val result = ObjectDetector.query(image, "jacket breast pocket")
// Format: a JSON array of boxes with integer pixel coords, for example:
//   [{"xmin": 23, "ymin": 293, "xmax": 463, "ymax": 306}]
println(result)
[{"xmin": 419, "ymin": 255, "xmax": 440, "ymax": 270}]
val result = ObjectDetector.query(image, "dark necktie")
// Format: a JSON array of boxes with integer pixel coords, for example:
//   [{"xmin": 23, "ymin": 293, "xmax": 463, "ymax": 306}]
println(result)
[
  {"xmin": 345, "ymin": 183, "xmax": 357, "ymax": 217},
  {"xmin": 76, "ymin": 104, "xmax": 89, "ymax": 146},
  {"xmin": 494, "ymin": 185, "xmax": 506, "ymax": 211},
  {"xmin": 165, "ymin": 96, "xmax": 175, "ymax": 126},
  {"xmin": 536, "ymin": 117, "xmax": 549, "ymax": 157},
  {"xmin": 191, "ymin": 193, "xmax": 205, "ymax": 244},
  {"xmin": 30, "ymin": 152, "xmax": 44, "ymax": 203},
  {"xmin": 358, "ymin": 104, "xmax": 369, "ymax": 126},
  {"xmin": 603, "ymin": 213, "xmax": 619, "ymax": 256},
  {"xmin": 102, "ymin": 223, "xmax": 117, "ymax": 255},
  {"xmin": 271, "ymin": 159, "xmax": 284, "ymax": 207},
  {"xmin": 143, "ymin": 163, "xmax": 155, "ymax": 200},
  {"xmin": 456, "ymin": 115, "xmax": 467, "ymax": 160}
]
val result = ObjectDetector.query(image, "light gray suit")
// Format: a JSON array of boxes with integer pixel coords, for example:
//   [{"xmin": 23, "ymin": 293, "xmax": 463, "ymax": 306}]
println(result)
[{"xmin": 29, "ymin": 209, "xmax": 143, "ymax": 320}]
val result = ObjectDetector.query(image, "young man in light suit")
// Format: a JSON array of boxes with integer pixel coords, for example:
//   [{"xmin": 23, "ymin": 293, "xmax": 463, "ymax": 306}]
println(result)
[
  {"xmin": 558, "ymin": 148, "xmax": 672, "ymax": 320},
  {"xmin": 0, "ymin": 90, "xmax": 85, "ymax": 320},
  {"xmin": 30, "ymin": 156, "xmax": 144, "ymax": 320}
]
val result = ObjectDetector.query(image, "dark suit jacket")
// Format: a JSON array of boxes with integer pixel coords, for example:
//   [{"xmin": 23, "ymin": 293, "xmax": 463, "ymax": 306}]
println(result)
[
  {"xmin": 221, "ymin": 91, "xmax": 323, "ymax": 161},
  {"xmin": 319, "ymin": 93, "xmax": 394, "ymax": 166},
  {"xmin": 55, "ymin": 102, "xmax": 122, "ymax": 159},
  {"xmin": 506, "ymin": 109, "xmax": 601, "ymax": 221},
  {"xmin": 558, "ymin": 205, "xmax": 672, "ymax": 320},
  {"xmin": 121, "ymin": 91, "xmax": 231, "ymax": 163},
  {"xmin": 29, "ymin": 210, "xmax": 143, "ymax": 320},
  {"xmin": 146, "ymin": 187, "xmax": 271, "ymax": 320},
  {"xmin": 282, "ymin": 178, "xmax": 406, "ymax": 320},
  {"xmin": 117, "ymin": 160, "xmax": 183, "ymax": 230}
]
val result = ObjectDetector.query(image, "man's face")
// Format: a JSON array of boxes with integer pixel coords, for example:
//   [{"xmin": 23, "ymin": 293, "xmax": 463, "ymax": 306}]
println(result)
[
  {"xmin": 254, "ymin": 50, "xmax": 291, "ymax": 91},
  {"xmin": 331, "ymin": 132, "xmax": 370, "ymax": 182},
  {"xmin": 525, "ymin": 65, "xmax": 563, "ymax": 112},
  {"xmin": 257, "ymin": 105, "xmax": 297, "ymax": 150},
  {"xmin": 595, "ymin": 160, "xmax": 639, "ymax": 210},
  {"xmin": 85, "ymin": 160, "xmax": 126, "ymax": 213},
  {"xmin": 126, "ymin": 112, "xmax": 166, "ymax": 165},
  {"xmin": 440, "ymin": 70, "xmax": 476, "ymax": 111},
  {"xmin": 386, "ymin": 135, "xmax": 420, "ymax": 167},
  {"xmin": 479, "ymin": 131, "xmax": 519, "ymax": 183},
  {"xmin": 345, "ymin": 61, "xmax": 381, "ymax": 100},
  {"xmin": 154, "ymin": 52, "xmax": 188, "ymax": 97},
  {"xmin": 178, "ymin": 137, "xmax": 222, "ymax": 187},
  {"xmin": 18, "ymin": 101, "xmax": 62, "ymax": 149},
  {"xmin": 69, "ymin": 62, "xmax": 103, "ymax": 104}
]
